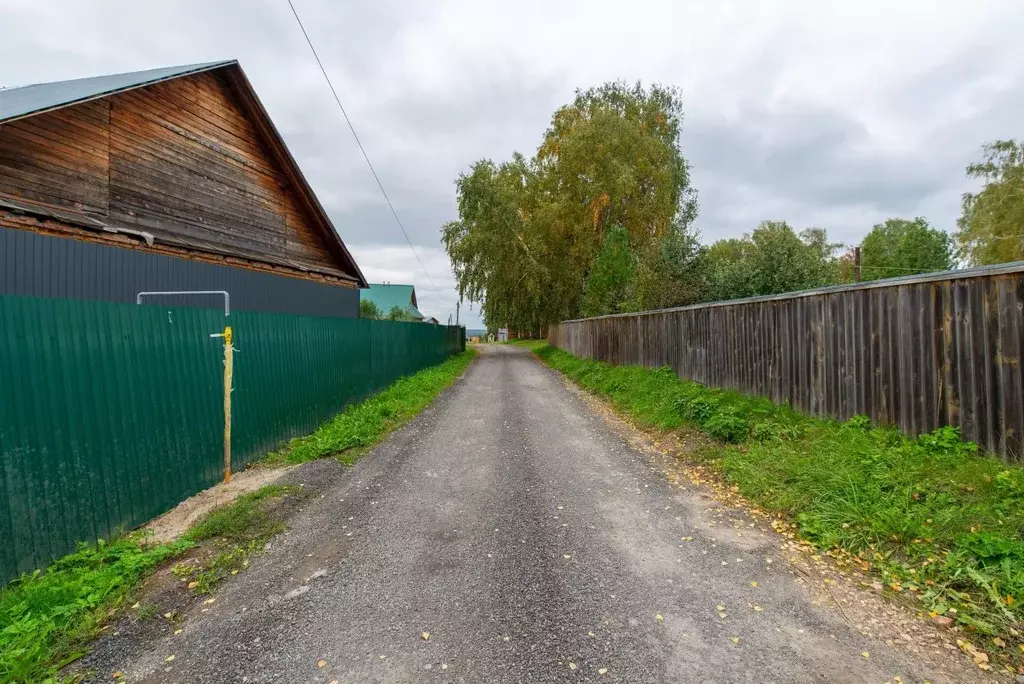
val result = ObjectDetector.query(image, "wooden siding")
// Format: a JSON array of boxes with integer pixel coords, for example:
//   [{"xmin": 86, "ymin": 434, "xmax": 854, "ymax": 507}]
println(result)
[
  {"xmin": 0, "ymin": 100, "xmax": 109, "ymax": 214},
  {"xmin": 0, "ymin": 70, "xmax": 352, "ymax": 283},
  {"xmin": 548, "ymin": 266, "xmax": 1024, "ymax": 462}
]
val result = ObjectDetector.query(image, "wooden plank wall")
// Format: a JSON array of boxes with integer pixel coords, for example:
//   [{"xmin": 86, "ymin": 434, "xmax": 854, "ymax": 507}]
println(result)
[
  {"xmin": 548, "ymin": 267, "xmax": 1024, "ymax": 461},
  {"xmin": 0, "ymin": 101, "xmax": 109, "ymax": 214},
  {"xmin": 0, "ymin": 70, "xmax": 347, "ymax": 282},
  {"xmin": 107, "ymin": 71, "xmax": 338, "ymax": 275}
]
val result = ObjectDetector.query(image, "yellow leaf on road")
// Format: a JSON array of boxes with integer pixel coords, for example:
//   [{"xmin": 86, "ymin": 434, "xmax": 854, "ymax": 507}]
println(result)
[
  {"xmin": 165, "ymin": 655, "xmax": 175, "ymax": 662},
  {"xmin": 729, "ymin": 636, "xmax": 740, "ymax": 644},
  {"xmin": 655, "ymin": 614, "xmax": 664, "ymax": 622},
  {"xmin": 568, "ymin": 662, "xmax": 577, "ymax": 670},
  {"xmin": 317, "ymin": 659, "xmax": 327, "ymax": 668},
  {"xmin": 422, "ymin": 632, "xmax": 431, "ymax": 641},
  {"xmin": 598, "ymin": 667, "xmax": 608, "ymax": 674},
  {"xmin": 861, "ymin": 652, "xmax": 870, "ymax": 659}
]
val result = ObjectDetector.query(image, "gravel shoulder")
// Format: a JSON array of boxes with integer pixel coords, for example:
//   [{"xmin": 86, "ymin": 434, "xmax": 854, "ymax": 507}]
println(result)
[{"xmin": 77, "ymin": 344, "xmax": 996, "ymax": 683}]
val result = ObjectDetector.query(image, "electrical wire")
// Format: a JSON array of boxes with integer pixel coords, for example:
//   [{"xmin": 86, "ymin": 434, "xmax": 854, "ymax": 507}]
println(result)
[{"xmin": 285, "ymin": 0, "xmax": 439, "ymax": 294}]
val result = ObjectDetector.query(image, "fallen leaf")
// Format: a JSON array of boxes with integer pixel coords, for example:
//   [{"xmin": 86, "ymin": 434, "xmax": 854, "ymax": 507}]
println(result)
[
  {"xmin": 165, "ymin": 655, "xmax": 175, "ymax": 662},
  {"xmin": 568, "ymin": 663, "xmax": 577, "ymax": 671},
  {"xmin": 204, "ymin": 598, "xmax": 215, "ymax": 605},
  {"xmin": 598, "ymin": 667, "xmax": 608, "ymax": 674},
  {"xmin": 441, "ymin": 663, "xmax": 448, "ymax": 670},
  {"xmin": 317, "ymin": 659, "xmax": 327, "ymax": 668},
  {"xmin": 993, "ymin": 637, "xmax": 1006, "ymax": 648},
  {"xmin": 113, "ymin": 672, "xmax": 124, "ymax": 679},
  {"xmin": 729, "ymin": 636, "xmax": 740, "ymax": 644},
  {"xmin": 750, "ymin": 581, "xmax": 760, "ymax": 587},
  {"xmin": 187, "ymin": 581, "xmax": 198, "ymax": 589},
  {"xmin": 173, "ymin": 629, "xmax": 183, "ymax": 635},
  {"xmin": 164, "ymin": 612, "xmax": 173, "ymax": 619},
  {"xmin": 588, "ymin": 631, "xmax": 595, "ymax": 637},
  {"xmin": 716, "ymin": 604, "xmax": 726, "ymax": 611},
  {"xmin": 861, "ymin": 652, "xmax": 870, "ymax": 659},
  {"xmin": 564, "ymin": 554, "xmax": 572, "ymax": 560},
  {"xmin": 655, "ymin": 614, "xmax": 664, "ymax": 622},
  {"xmin": 131, "ymin": 602, "xmax": 140, "ymax": 609},
  {"xmin": 753, "ymin": 605, "xmax": 764, "ymax": 612},
  {"xmin": 421, "ymin": 632, "xmax": 431, "ymax": 641}
]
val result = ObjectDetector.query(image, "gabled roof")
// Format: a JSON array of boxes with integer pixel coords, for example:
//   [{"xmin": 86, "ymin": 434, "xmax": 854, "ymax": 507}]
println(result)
[
  {"xmin": 360, "ymin": 283, "xmax": 425, "ymax": 320},
  {"xmin": 0, "ymin": 61, "xmax": 232, "ymax": 124},
  {"xmin": 0, "ymin": 61, "xmax": 368, "ymax": 287}
]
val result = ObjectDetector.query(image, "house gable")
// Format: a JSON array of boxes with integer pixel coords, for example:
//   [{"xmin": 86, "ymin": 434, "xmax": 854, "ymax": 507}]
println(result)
[{"xmin": 0, "ymin": 62, "xmax": 366, "ymax": 287}]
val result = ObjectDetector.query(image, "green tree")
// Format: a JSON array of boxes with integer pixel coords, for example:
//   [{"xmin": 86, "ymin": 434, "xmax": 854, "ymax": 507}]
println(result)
[
  {"xmin": 957, "ymin": 140, "xmax": 1024, "ymax": 265},
  {"xmin": 443, "ymin": 81, "xmax": 698, "ymax": 330},
  {"xmin": 359, "ymin": 299, "xmax": 382, "ymax": 319},
  {"xmin": 582, "ymin": 225, "xmax": 634, "ymax": 317},
  {"xmin": 705, "ymin": 221, "xmax": 841, "ymax": 301},
  {"xmin": 629, "ymin": 220, "xmax": 709, "ymax": 310},
  {"xmin": 385, "ymin": 305, "xmax": 417, "ymax": 322},
  {"xmin": 860, "ymin": 217, "xmax": 953, "ymax": 280}
]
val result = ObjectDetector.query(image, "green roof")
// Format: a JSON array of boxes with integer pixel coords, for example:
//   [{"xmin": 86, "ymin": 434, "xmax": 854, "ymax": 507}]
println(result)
[{"xmin": 360, "ymin": 284, "xmax": 424, "ymax": 320}]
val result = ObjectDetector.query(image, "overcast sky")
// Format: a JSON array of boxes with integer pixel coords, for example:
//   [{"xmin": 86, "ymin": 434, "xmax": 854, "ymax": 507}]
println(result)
[{"xmin": 2, "ymin": 0, "xmax": 1022, "ymax": 326}]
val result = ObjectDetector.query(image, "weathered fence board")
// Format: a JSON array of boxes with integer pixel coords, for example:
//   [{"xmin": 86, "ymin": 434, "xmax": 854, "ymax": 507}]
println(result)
[
  {"xmin": 549, "ymin": 263, "xmax": 1024, "ymax": 461},
  {"xmin": 0, "ymin": 294, "xmax": 464, "ymax": 581}
]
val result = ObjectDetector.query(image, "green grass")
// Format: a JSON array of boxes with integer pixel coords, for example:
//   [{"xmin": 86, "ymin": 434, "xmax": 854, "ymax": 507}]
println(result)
[
  {"xmin": 526, "ymin": 341, "xmax": 1024, "ymax": 662},
  {"xmin": 0, "ymin": 483, "xmax": 302, "ymax": 684},
  {"xmin": 0, "ymin": 537, "xmax": 189, "ymax": 683},
  {"xmin": 275, "ymin": 349, "xmax": 477, "ymax": 464}
]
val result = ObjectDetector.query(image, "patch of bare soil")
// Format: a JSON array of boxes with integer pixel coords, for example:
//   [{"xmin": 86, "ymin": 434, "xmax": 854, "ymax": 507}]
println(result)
[
  {"xmin": 144, "ymin": 465, "xmax": 295, "ymax": 543},
  {"xmin": 556, "ymin": 374, "xmax": 1013, "ymax": 683}
]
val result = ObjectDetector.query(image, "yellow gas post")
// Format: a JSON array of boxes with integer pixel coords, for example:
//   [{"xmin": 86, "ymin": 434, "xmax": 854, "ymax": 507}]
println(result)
[{"xmin": 223, "ymin": 326, "xmax": 233, "ymax": 483}]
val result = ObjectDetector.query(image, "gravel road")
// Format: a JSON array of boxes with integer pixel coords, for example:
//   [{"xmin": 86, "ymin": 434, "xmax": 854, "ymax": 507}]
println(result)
[{"xmin": 82, "ymin": 345, "xmax": 983, "ymax": 683}]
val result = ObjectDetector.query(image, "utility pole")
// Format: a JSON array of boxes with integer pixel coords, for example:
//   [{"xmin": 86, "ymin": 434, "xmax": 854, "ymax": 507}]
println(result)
[{"xmin": 854, "ymin": 246, "xmax": 862, "ymax": 283}]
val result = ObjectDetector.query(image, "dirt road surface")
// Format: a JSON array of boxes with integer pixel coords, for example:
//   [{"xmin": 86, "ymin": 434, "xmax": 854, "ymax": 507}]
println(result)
[{"xmin": 80, "ymin": 345, "xmax": 988, "ymax": 683}]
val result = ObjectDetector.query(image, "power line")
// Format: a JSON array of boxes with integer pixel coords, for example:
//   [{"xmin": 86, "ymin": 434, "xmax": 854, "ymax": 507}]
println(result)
[{"xmin": 284, "ymin": 0, "xmax": 439, "ymax": 294}]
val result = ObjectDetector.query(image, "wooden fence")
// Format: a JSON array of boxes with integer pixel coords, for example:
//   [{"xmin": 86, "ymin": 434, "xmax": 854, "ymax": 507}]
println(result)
[{"xmin": 548, "ymin": 263, "xmax": 1024, "ymax": 461}]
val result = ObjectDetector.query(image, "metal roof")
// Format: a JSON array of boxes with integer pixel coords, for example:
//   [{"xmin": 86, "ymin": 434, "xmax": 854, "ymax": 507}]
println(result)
[
  {"xmin": 0, "ymin": 61, "xmax": 234, "ymax": 124},
  {"xmin": 360, "ymin": 284, "xmax": 425, "ymax": 319}
]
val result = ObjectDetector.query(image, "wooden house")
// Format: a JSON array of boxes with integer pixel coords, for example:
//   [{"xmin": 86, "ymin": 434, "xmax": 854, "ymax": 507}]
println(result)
[{"xmin": 0, "ymin": 60, "xmax": 367, "ymax": 316}]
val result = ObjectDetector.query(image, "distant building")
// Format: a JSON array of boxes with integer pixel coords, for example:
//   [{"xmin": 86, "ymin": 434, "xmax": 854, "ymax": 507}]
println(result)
[
  {"xmin": 360, "ymin": 283, "xmax": 425, "ymax": 321},
  {"xmin": 0, "ymin": 60, "xmax": 367, "ymax": 317},
  {"xmin": 423, "ymin": 316, "xmax": 439, "ymax": 325}
]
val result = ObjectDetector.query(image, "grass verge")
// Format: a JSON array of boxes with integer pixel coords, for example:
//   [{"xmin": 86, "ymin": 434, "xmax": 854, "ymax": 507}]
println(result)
[
  {"xmin": 522, "ymin": 340, "xmax": 1024, "ymax": 671},
  {"xmin": 272, "ymin": 348, "xmax": 477, "ymax": 465},
  {"xmin": 0, "ymin": 484, "xmax": 297, "ymax": 684},
  {"xmin": 1, "ymin": 350, "xmax": 474, "ymax": 683}
]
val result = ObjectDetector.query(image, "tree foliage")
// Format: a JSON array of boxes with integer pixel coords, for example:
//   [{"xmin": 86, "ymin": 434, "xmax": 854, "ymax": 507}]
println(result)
[
  {"xmin": 359, "ymin": 299, "xmax": 382, "ymax": 319},
  {"xmin": 442, "ymin": 81, "xmax": 697, "ymax": 329},
  {"xmin": 860, "ymin": 217, "xmax": 953, "ymax": 280},
  {"xmin": 581, "ymin": 226, "xmax": 634, "ymax": 317},
  {"xmin": 705, "ymin": 222, "xmax": 841, "ymax": 301},
  {"xmin": 957, "ymin": 140, "xmax": 1024, "ymax": 265},
  {"xmin": 386, "ymin": 305, "xmax": 418, "ymax": 322}
]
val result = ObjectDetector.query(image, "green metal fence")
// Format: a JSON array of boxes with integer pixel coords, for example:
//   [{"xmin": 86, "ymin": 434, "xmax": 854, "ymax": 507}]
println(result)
[{"xmin": 0, "ymin": 294, "xmax": 465, "ymax": 582}]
